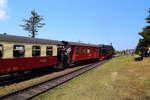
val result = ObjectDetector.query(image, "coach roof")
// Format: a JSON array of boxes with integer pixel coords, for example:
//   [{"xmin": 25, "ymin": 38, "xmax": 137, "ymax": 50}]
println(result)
[
  {"xmin": 62, "ymin": 41, "xmax": 102, "ymax": 47},
  {"xmin": 0, "ymin": 34, "xmax": 63, "ymax": 45}
]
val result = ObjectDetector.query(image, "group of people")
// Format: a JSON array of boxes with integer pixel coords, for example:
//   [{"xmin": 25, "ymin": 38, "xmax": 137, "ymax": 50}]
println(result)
[{"xmin": 58, "ymin": 45, "xmax": 72, "ymax": 66}]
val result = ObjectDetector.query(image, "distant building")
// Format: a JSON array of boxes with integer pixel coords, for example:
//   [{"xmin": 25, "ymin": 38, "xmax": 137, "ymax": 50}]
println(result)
[{"xmin": 126, "ymin": 49, "xmax": 135, "ymax": 56}]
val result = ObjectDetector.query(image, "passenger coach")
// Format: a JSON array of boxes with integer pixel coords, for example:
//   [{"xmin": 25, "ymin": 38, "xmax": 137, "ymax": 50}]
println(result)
[
  {"xmin": 0, "ymin": 34, "xmax": 62, "ymax": 75},
  {"xmin": 61, "ymin": 41, "xmax": 100, "ymax": 66}
]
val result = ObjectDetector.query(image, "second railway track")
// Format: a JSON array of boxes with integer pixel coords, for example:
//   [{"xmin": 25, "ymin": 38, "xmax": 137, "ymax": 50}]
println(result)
[{"xmin": 0, "ymin": 60, "xmax": 107, "ymax": 100}]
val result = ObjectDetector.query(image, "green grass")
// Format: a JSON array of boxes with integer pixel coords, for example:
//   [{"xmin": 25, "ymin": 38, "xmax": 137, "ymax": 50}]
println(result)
[{"xmin": 32, "ymin": 57, "xmax": 150, "ymax": 100}]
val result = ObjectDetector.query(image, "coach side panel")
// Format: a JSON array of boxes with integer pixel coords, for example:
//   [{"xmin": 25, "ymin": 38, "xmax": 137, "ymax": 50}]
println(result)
[
  {"xmin": 0, "ymin": 41, "xmax": 58, "ymax": 75},
  {"xmin": 71, "ymin": 46, "xmax": 99, "ymax": 62}
]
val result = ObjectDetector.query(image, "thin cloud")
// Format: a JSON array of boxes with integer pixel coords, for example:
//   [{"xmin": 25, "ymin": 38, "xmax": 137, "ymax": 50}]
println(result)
[
  {"xmin": 0, "ymin": 9, "xmax": 7, "ymax": 20},
  {"xmin": 0, "ymin": 0, "xmax": 8, "ymax": 20},
  {"xmin": 0, "ymin": 0, "xmax": 7, "ymax": 8}
]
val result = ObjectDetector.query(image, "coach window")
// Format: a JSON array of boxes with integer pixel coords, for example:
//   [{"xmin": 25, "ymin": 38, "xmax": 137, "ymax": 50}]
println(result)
[
  {"xmin": 87, "ymin": 48, "xmax": 90, "ymax": 55},
  {"xmin": 46, "ymin": 46, "xmax": 53, "ymax": 56},
  {"xmin": 84, "ymin": 48, "xmax": 87, "ymax": 54},
  {"xmin": 13, "ymin": 45, "xmax": 25, "ymax": 58},
  {"xmin": 82, "ymin": 48, "xmax": 86, "ymax": 54},
  {"xmin": 0, "ymin": 45, "xmax": 3, "ymax": 58},
  {"xmin": 81, "ymin": 48, "xmax": 84, "ymax": 54},
  {"xmin": 32, "ymin": 46, "xmax": 41, "ymax": 56},
  {"xmin": 91, "ymin": 48, "xmax": 93, "ymax": 53},
  {"xmin": 76, "ymin": 48, "xmax": 80, "ymax": 55}
]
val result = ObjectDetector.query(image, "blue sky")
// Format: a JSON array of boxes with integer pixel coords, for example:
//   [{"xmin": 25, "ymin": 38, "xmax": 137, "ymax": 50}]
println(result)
[{"xmin": 0, "ymin": 0, "xmax": 150, "ymax": 50}]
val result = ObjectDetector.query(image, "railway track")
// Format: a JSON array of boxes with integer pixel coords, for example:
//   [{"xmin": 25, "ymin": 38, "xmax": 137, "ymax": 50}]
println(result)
[
  {"xmin": 0, "ymin": 60, "xmax": 99, "ymax": 86},
  {"xmin": 0, "ymin": 60, "xmax": 106, "ymax": 100}
]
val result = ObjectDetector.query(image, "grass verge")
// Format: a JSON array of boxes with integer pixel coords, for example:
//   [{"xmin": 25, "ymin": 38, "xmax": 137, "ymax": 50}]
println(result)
[{"xmin": 32, "ymin": 57, "xmax": 150, "ymax": 100}]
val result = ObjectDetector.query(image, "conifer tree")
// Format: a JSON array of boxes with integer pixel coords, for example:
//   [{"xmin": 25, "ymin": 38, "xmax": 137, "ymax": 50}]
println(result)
[
  {"xmin": 20, "ymin": 10, "xmax": 45, "ymax": 38},
  {"xmin": 135, "ymin": 8, "xmax": 150, "ymax": 57}
]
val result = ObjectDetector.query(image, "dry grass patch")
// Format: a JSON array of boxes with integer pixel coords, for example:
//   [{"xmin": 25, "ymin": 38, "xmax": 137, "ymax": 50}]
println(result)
[{"xmin": 32, "ymin": 57, "xmax": 150, "ymax": 100}]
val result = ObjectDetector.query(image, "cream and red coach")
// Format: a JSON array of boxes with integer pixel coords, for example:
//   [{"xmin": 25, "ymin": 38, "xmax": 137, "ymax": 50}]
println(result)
[{"xmin": 0, "ymin": 34, "xmax": 62, "ymax": 75}]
